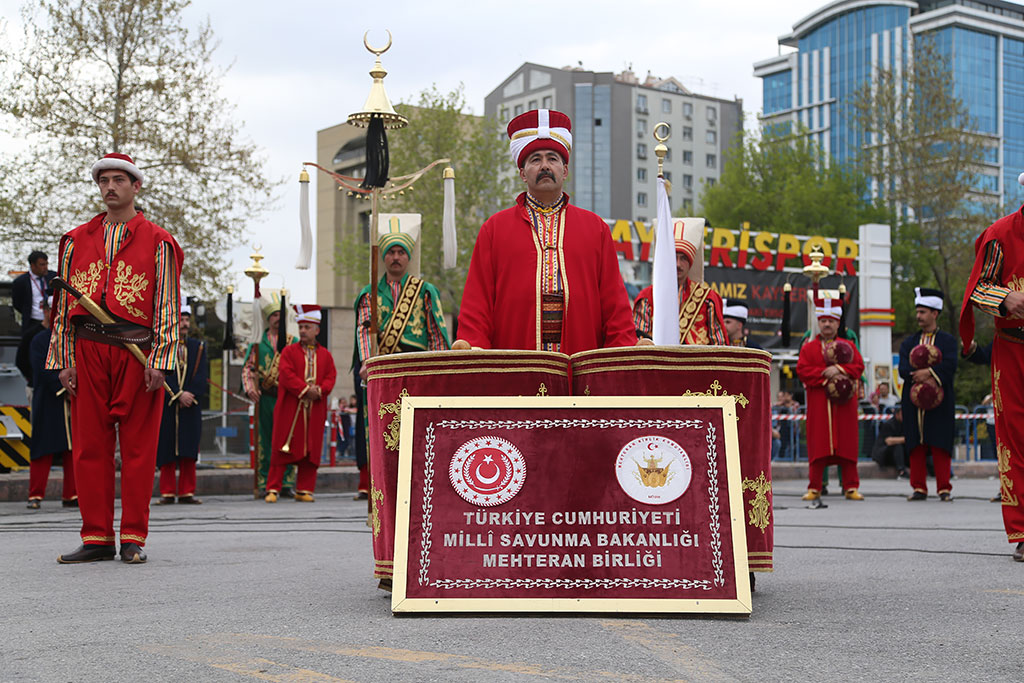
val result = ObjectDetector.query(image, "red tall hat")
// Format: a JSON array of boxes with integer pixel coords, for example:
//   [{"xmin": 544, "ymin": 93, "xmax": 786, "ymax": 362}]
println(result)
[
  {"xmin": 293, "ymin": 304, "xmax": 322, "ymax": 324},
  {"xmin": 507, "ymin": 109, "xmax": 573, "ymax": 168},
  {"xmin": 813, "ymin": 296, "xmax": 843, "ymax": 320},
  {"xmin": 91, "ymin": 152, "xmax": 144, "ymax": 185}
]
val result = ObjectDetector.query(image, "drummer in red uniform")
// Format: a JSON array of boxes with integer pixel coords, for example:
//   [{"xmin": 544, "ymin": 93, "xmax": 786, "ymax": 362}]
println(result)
[
  {"xmin": 265, "ymin": 305, "xmax": 337, "ymax": 504},
  {"xmin": 454, "ymin": 109, "xmax": 636, "ymax": 354},
  {"xmin": 796, "ymin": 297, "xmax": 866, "ymax": 502}
]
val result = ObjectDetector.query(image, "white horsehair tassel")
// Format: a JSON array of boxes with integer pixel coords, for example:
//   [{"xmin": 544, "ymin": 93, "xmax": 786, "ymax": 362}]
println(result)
[
  {"xmin": 442, "ymin": 167, "xmax": 457, "ymax": 269},
  {"xmin": 296, "ymin": 169, "xmax": 313, "ymax": 269}
]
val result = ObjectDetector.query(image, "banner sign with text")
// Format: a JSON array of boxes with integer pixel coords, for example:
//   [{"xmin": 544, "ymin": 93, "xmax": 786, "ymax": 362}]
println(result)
[{"xmin": 393, "ymin": 396, "xmax": 751, "ymax": 614}]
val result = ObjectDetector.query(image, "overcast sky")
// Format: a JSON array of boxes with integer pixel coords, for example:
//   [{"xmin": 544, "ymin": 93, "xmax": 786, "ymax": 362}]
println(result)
[{"xmin": 2, "ymin": 0, "xmax": 826, "ymax": 302}]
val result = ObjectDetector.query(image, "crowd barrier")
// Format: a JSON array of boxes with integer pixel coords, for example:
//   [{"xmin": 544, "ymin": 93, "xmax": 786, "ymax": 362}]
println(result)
[{"xmin": 772, "ymin": 405, "xmax": 997, "ymax": 462}]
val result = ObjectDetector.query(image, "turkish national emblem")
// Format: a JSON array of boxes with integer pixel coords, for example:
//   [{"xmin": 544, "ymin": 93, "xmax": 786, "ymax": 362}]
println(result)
[
  {"xmin": 615, "ymin": 435, "xmax": 692, "ymax": 504},
  {"xmin": 449, "ymin": 437, "xmax": 526, "ymax": 507}
]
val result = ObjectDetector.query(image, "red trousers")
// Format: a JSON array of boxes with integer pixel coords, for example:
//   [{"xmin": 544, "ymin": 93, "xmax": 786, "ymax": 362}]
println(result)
[
  {"xmin": 268, "ymin": 459, "xmax": 318, "ymax": 493},
  {"xmin": 159, "ymin": 460, "xmax": 197, "ymax": 497},
  {"xmin": 808, "ymin": 456, "xmax": 860, "ymax": 492},
  {"xmin": 357, "ymin": 465, "xmax": 369, "ymax": 494},
  {"xmin": 29, "ymin": 451, "xmax": 76, "ymax": 501},
  {"xmin": 72, "ymin": 339, "xmax": 163, "ymax": 547},
  {"xmin": 909, "ymin": 444, "xmax": 952, "ymax": 494}
]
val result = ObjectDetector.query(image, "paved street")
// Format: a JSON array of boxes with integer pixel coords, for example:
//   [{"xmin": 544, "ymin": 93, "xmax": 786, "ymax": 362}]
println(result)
[{"xmin": 2, "ymin": 476, "xmax": 1019, "ymax": 682}]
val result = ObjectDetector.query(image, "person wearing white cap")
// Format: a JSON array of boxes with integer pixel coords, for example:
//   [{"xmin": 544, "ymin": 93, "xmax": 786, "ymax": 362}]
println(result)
[
  {"xmin": 155, "ymin": 303, "xmax": 209, "ymax": 505},
  {"xmin": 454, "ymin": 109, "xmax": 636, "ymax": 354},
  {"xmin": 48, "ymin": 152, "xmax": 183, "ymax": 565},
  {"xmin": 722, "ymin": 299, "xmax": 761, "ymax": 349},
  {"xmin": 265, "ymin": 305, "xmax": 337, "ymax": 503},
  {"xmin": 899, "ymin": 287, "xmax": 957, "ymax": 502},
  {"xmin": 796, "ymin": 297, "xmax": 866, "ymax": 502}
]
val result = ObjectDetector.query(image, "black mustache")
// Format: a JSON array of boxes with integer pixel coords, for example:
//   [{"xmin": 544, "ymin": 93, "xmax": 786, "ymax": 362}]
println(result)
[{"xmin": 535, "ymin": 170, "xmax": 556, "ymax": 181}]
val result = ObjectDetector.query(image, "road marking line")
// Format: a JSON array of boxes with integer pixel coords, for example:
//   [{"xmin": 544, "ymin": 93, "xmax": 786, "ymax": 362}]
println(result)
[
  {"xmin": 600, "ymin": 619, "xmax": 730, "ymax": 681},
  {"xmin": 140, "ymin": 643, "xmax": 354, "ymax": 682}
]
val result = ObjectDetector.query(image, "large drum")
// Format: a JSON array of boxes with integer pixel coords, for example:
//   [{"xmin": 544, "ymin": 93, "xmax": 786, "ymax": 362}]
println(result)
[
  {"xmin": 571, "ymin": 345, "xmax": 774, "ymax": 573},
  {"xmin": 366, "ymin": 350, "xmax": 570, "ymax": 582}
]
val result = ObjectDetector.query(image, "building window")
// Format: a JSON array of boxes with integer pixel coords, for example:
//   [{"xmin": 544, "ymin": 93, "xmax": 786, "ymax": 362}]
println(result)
[
  {"xmin": 637, "ymin": 93, "xmax": 648, "ymax": 113},
  {"xmin": 682, "ymin": 126, "xmax": 693, "ymax": 141},
  {"xmin": 706, "ymin": 130, "xmax": 717, "ymax": 145},
  {"xmin": 682, "ymin": 199, "xmax": 693, "ymax": 213},
  {"xmin": 706, "ymin": 153, "xmax": 717, "ymax": 169},
  {"xmin": 664, "ymin": 171, "xmax": 672, "ymax": 182},
  {"xmin": 500, "ymin": 107, "xmax": 510, "ymax": 122},
  {"xmin": 683, "ymin": 174, "xmax": 693, "ymax": 190},
  {"xmin": 662, "ymin": 98, "xmax": 672, "ymax": 114},
  {"xmin": 542, "ymin": 95, "xmax": 552, "ymax": 108},
  {"xmin": 706, "ymin": 178, "xmax": 716, "ymax": 187},
  {"xmin": 683, "ymin": 102, "xmax": 693, "ymax": 118},
  {"xmin": 683, "ymin": 150, "xmax": 693, "ymax": 165},
  {"xmin": 664, "ymin": 147, "xmax": 672, "ymax": 161},
  {"xmin": 528, "ymin": 99, "xmax": 538, "ymax": 109},
  {"xmin": 514, "ymin": 104, "xmax": 524, "ymax": 116},
  {"xmin": 637, "ymin": 168, "xmax": 648, "ymax": 183},
  {"xmin": 637, "ymin": 192, "xmax": 648, "ymax": 207},
  {"xmin": 637, "ymin": 119, "xmax": 647, "ymax": 136},
  {"xmin": 707, "ymin": 107, "xmax": 717, "ymax": 125},
  {"xmin": 359, "ymin": 212, "xmax": 371, "ymax": 243},
  {"xmin": 637, "ymin": 143, "xmax": 648, "ymax": 159}
]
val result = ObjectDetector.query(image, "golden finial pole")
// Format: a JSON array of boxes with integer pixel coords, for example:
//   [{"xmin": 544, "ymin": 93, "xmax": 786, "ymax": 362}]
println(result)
[{"xmin": 653, "ymin": 122, "xmax": 671, "ymax": 193}]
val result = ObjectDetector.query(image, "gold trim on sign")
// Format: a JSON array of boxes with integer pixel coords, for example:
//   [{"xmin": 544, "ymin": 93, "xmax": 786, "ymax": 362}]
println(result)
[
  {"xmin": 573, "ymin": 364, "xmax": 769, "ymax": 377},
  {"xmin": 571, "ymin": 345, "xmax": 773, "ymax": 361},
  {"xmin": 367, "ymin": 358, "xmax": 570, "ymax": 373}
]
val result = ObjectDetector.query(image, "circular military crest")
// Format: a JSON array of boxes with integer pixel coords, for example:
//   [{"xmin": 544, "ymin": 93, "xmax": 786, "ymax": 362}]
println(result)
[
  {"xmin": 615, "ymin": 435, "xmax": 692, "ymax": 504},
  {"xmin": 449, "ymin": 437, "xmax": 526, "ymax": 507}
]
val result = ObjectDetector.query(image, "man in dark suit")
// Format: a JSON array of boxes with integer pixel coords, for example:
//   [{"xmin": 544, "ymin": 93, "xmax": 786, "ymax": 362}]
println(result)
[{"xmin": 12, "ymin": 250, "xmax": 57, "ymax": 388}]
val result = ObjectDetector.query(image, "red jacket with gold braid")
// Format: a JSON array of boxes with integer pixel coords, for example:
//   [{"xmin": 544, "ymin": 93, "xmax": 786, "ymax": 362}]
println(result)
[{"xmin": 62, "ymin": 211, "xmax": 183, "ymax": 327}]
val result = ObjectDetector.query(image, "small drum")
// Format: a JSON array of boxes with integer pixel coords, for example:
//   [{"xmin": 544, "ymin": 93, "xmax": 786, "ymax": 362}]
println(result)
[
  {"xmin": 910, "ymin": 380, "xmax": 944, "ymax": 411},
  {"xmin": 366, "ymin": 350, "xmax": 570, "ymax": 581},
  {"xmin": 824, "ymin": 339, "xmax": 855, "ymax": 365},
  {"xmin": 826, "ymin": 375, "xmax": 856, "ymax": 404},
  {"xmin": 570, "ymin": 345, "xmax": 775, "ymax": 573},
  {"xmin": 910, "ymin": 343, "xmax": 942, "ymax": 370}
]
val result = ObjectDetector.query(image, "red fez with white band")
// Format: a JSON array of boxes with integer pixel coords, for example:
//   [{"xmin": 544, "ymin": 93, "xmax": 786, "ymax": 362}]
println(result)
[
  {"xmin": 91, "ymin": 153, "xmax": 144, "ymax": 185},
  {"xmin": 669, "ymin": 217, "xmax": 707, "ymax": 282},
  {"xmin": 293, "ymin": 304, "xmax": 322, "ymax": 324},
  {"xmin": 814, "ymin": 297, "xmax": 843, "ymax": 320},
  {"xmin": 507, "ymin": 109, "xmax": 573, "ymax": 168}
]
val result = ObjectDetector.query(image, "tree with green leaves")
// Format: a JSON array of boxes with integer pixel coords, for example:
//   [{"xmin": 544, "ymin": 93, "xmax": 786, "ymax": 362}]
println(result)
[
  {"xmin": 0, "ymin": 0, "xmax": 276, "ymax": 294},
  {"xmin": 335, "ymin": 85, "xmax": 515, "ymax": 314},
  {"xmin": 851, "ymin": 37, "xmax": 996, "ymax": 334},
  {"xmin": 699, "ymin": 126, "xmax": 882, "ymax": 239}
]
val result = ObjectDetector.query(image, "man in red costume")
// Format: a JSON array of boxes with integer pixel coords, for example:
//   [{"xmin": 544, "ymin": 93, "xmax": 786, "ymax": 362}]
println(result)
[
  {"xmin": 961, "ymin": 191, "xmax": 1024, "ymax": 562},
  {"xmin": 454, "ymin": 109, "xmax": 636, "ymax": 354},
  {"xmin": 48, "ymin": 153, "xmax": 183, "ymax": 564},
  {"xmin": 265, "ymin": 305, "xmax": 337, "ymax": 503},
  {"xmin": 796, "ymin": 297, "xmax": 866, "ymax": 502},
  {"xmin": 633, "ymin": 218, "xmax": 727, "ymax": 345}
]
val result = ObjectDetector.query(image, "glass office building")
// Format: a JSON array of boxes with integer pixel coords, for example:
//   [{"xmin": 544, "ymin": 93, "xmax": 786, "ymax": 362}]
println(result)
[{"xmin": 754, "ymin": 0, "xmax": 1024, "ymax": 203}]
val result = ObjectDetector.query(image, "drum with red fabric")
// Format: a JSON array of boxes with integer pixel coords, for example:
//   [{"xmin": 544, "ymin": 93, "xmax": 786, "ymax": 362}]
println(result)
[
  {"xmin": 366, "ymin": 350, "xmax": 570, "ymax": 582},
  {"xmin": 570, "ymin": 345, "xmax": 774, "ymax": 573}
]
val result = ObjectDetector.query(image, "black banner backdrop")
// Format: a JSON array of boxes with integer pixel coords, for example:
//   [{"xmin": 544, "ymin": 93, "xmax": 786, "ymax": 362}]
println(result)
[{"xmin": 704, "ymin": 268, "xmax": 860, "ymax": 350}]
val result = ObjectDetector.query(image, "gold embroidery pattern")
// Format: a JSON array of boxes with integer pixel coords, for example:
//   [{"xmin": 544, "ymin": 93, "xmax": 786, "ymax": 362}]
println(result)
[
  {"xmin": 68, "ymin": 260, "xmax": 103, "ymax": 309},
  {"xmin": 408, "ymin": 297, "xmax": 426, "ymax": 338},
  {"xmin": 379, "ymin": 388, "xmax": 409, "ymax": 450},
  {"xmin": 583, "ymin": 385, "xmax": 591, "ymax": 396},
  {"xmin": 536, "ymin": 383, "xmax": 548, "ymax": 396},
  {"xmin": 997, "ymin": 440, "xmax": 1018, "ymax": 507},
  {"xmin": 682, "ymin": 379, "xmax": 749, "ymax": 409},
  {"xmin": 1008, "ymin": 274, "xmax": 1024, "ymax": 293},
  {"xmin": 678, "ymin": 281, "xmax": 712, "ymax": 343},
  {"xmin": 370, "ymin": 486, "xmax": 384, "ymax": 538},
  {"xmin": 379, "ymin": 278, "xmax": 424, "ymax": 355},
  {"xmin": 113, "ymin": 260, "xmax": 150, "ymax": 319},
  {"xmin": 993, "ymin": 369, "xmax": 1002, "ymax": 413},
  {"xmin": 742, "ymin": 471, "xmax": 772, "ymax": 531}
]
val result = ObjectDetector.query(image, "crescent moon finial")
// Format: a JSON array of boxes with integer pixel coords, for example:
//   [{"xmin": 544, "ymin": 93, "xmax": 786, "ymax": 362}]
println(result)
[{"xmin": 363, "ymin": 29, "xmax": 393, "ymax": 57}]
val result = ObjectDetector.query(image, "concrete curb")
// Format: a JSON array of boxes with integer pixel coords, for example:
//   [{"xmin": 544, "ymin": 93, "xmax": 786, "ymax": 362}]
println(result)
[{"xmin": 0, "ymin": 460, "xmax": 998, "ymax": 502}]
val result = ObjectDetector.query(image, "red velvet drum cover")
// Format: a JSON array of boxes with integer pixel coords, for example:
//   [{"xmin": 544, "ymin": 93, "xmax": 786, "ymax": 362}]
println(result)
[
  {"xmin": 910, "ymin": 380, "xmax": 944, "ymax": 411},
  {"xmin": 366, "ymin": 350, "xmax": 571, "ymax": 580},
  {"xmin": 824, "ymin": 339, "xmax": 855, "ymax": 365},
  {"xmin": 569, "ymin": 346, "xmax": 774, "ymax": 572},
  {"xmin": 909, "ymin": 343, "xmax": 942, "ymax": 369},
  {"xmin": 825, "ymin": 375, "xmax": 856, "ymax": 404}
]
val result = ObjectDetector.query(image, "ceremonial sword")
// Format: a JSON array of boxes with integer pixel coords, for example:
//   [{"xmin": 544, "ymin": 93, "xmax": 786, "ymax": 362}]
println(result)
[{"xmin": 50, "ymin": 276, "xmax": 180, "ymax": 401}]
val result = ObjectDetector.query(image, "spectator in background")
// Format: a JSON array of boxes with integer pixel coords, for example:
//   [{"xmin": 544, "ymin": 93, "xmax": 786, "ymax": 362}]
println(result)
[
  {"xmin": 871, "ymin": 382, "xmax": 898, "ymax": 410},
  {"xmin": 871, "ymin": 406, "xmax": 907, "ymax": 478},
  {"xmin": 12, "ymin": 250, "xmax": 57, "ymax": 392}
]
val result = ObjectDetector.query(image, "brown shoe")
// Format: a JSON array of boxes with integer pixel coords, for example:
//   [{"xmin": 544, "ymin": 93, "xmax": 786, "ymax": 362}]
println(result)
[
  {"xmin": 938, "ymin": 492, "xmax": 953, "ymax": 502},
  {"xmin": 155, "ymin": 495, "xmax": 176, "ymax": 505},
  {"xmin": 62, "ymin": 498, "xmax": 78, "ymax": 508},
  {"xmin": 907, "ymin": 491, "xmax": 927, "ymax": 501},
  {"xmin": 1013, "ymin": 542, "xmax": 1024, "ymax": 562},
  {"xmin": 177, "ymin": 495, "xmax": 203, "ymax": 505},
  {"xmin": 57, "ymin": 544, "xmax": 116, "ymax": 564},
  {"xmin": 120, "ymin": 543, "xmax": 147, "ymax": 564},
  {"xmin": 378, "ymin": 578, "xmax": 393, "ymax": 592},
  {"xmin": 27, "ymin": 499, "xmax": 41, "ymax": 510}
]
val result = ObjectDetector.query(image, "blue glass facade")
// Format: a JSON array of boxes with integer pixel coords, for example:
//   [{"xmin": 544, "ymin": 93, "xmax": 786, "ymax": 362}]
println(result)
[
  {"xmin": 758, "ymin": 1, "xmax": 1024, "ymax": 203},
  {"xmin": 573, "ymin": 83, "xmax": 612, "ymax": 217}
]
